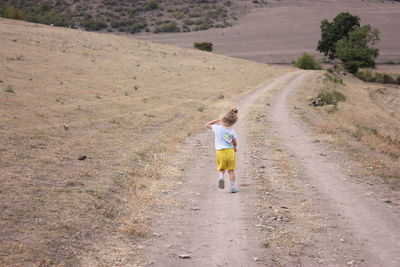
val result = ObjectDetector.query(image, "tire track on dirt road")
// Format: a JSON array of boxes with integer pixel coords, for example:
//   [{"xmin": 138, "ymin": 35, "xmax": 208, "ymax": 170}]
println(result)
[
  {"xmin": 143, "ymin": 71, "xmax": 300, "ymax": 266},
  {"xmin": 270, "ymin": 72, "xmax": 400, "ymax": 266}
]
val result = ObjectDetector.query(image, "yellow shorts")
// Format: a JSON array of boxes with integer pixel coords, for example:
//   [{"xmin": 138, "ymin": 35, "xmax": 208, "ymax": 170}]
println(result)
[{"xmin": 216, "ymin": 148, "xmax": 236, "ymax": 171}]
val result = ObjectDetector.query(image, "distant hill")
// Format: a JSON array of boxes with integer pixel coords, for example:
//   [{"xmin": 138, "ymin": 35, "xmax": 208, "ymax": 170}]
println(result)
[{"xmin": 0, "ymin": 0, "xmax": 266, "ymax": 34}]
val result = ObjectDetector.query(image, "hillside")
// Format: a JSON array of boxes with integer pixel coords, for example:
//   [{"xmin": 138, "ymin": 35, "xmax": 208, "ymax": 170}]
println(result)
[
  {"xmin": 136, "ymin": 0, "xmax": 400, "ymax": 64},
  {"xmin": 292, "ymin": 70, "xmax": 400, "ymax": 190},
  {"xmin": 0, "ymin": 18, "xmax": 286, "ymax": 265},
  {"xmin": 0, "ymin": 0, "xmax": 266, "ymax": 33}
]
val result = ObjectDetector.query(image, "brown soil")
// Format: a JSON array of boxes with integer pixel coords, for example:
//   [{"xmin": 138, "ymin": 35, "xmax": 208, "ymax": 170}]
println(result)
[{"xmin": 136, "ymin": 0, "xmax": 400, "ymax": 64}]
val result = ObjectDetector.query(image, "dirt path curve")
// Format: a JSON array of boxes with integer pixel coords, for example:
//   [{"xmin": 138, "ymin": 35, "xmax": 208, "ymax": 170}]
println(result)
[
  {"xmin": 270, "ymin": 72, "xmax": 400, "ymax": 266},
  {"xmin": 144, "ymin": 72, "xmax": 300, "ymax": 266}
]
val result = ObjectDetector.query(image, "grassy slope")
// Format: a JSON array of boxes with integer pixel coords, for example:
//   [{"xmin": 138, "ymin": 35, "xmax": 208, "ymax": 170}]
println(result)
[
  {"xmin": 0, "ymin": 18, "xmax": 287, "ymax": 265},
  {"xmin": 0, "ymin": 0, "xmax": 265, "ymax": 33},
  {"xmin": 292, "ymin": 71, "xmax": 400, "ymax": 189}
]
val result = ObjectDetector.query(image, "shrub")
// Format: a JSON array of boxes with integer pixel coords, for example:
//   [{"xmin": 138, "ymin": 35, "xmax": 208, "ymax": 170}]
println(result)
[
  {"xmin": 324, "ymin": 73, "xmax": 343, "ymax": 84},
  {"xmin": 397, "ymin": 75, "xmax": 400, "ymax": 85},
  {"xmin": 154, "ymin": 21, "xmax": 180, "ymax": 33},
  {"xmin": 355, "ymin": 70, "xmax": 398, "ymax": 84},
  {"xmin": 343, "ymin": 61, "xmax": 360, "ymax": 74},
  {"xmin": 194, "ymin": 42, "xmax": 213, "ymax": 51},
  {"xmin": 145, "ymin": 0, "xmax": 158, "ymax": 10},
  {"xmin": 2, "ymin": 6, "xmax": 24, "ymax": 20},
  {"xmin": 81, "ymin": 18, "xmax": 108, "ymax": 31},
  {"xmin": 294, "ymin": 52, "xmax": 322, "ymax": 70},
  {"xmin": 111, "ymin": 19, "xmax": 146, "ymax": 33},
  {"xmin": 355, "ymin": 69, "xmax": 375, "ymax": 82},
  {"xmin": 383, "ymin": 73, "xmax": 395, "ymax": 84},
  {"xmin": 317, "ymin": 89, "xmax": 346, "ymax": 106},
  {"xmin": 125, "ymin": 23, "xmax": 146, "ymax": 33},
  {"xmin": 4, "ymin": 85, "xmax": 15, "ymax": 93},
  {"xmin": 25, "ymin": 10, "xmax": 74, "ymax": 27}
]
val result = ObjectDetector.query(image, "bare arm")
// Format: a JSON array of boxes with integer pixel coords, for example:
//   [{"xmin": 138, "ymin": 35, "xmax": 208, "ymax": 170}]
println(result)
[
  {"xmin": 232, "ymin": 138, "xmax": 237, "ymax": 152},
  {"xmin": 206, "ymin": 118, "xmax": 222, "ymax": 129}
]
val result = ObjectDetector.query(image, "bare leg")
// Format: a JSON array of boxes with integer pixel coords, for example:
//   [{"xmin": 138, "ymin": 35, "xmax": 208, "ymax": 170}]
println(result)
[
  {"xmin": 228, "ymin": 170, "xmax": 236, "ymax": 182},
  {"xmin": 219, "ymin": 170, "xmax": 225, "ymax": 176}
]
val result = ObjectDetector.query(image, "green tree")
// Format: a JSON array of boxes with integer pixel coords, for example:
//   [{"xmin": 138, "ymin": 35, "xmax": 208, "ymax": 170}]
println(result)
[
  {"xmin": 317, "ymin": 12, "xmax": 360, "ymax": 59},
  {"xmin": 335, "ymin": 25, "xmax": 379, "ymax": 73}
]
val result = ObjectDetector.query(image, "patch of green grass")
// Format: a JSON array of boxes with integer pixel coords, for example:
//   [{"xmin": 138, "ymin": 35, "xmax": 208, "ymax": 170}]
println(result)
[
  {"xmin": 263, "ymin": 242, "xmax": 270, "ymax": 248},
  {"xmin": 197, "ymin": 106, "xmax": 205, "ymax": 112}
]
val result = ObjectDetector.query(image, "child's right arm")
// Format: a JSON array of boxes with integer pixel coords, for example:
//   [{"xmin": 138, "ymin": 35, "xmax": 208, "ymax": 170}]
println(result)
[{"xmin": 206, "ymin": 118, "xmax": 222, "ymax": 129}]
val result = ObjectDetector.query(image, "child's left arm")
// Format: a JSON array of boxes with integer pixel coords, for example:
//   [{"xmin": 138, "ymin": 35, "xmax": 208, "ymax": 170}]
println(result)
[
  {"xmin": 232, "ymin": 138, "xmax": 237, "ymax": 152},
  {"xmin": 206, "ymin": 118, "xmax": 222, "ymax": 129}
]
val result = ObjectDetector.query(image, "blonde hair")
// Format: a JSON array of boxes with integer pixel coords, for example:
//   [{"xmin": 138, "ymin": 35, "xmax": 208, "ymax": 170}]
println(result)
[{"xmin": 222, "ymin": 108, "xmax": 238, "ymax": 127}]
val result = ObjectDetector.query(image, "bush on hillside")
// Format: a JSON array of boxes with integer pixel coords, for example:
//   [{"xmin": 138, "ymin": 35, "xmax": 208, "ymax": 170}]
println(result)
[
  {"xmin": 154, "ymin": 21, "xmax": 180, "ymax": 33},
  {"xmin": 111, "ymin": 19, "xmax": 146, "ymax": 33},
  {"xmin": 2, "ymin": 6, "xmax": 24, "ymax": 19},
  {"xmin": 194, "ymin": 42, "xmax": 213, "ymax": 52},
  {"xmin": 25, "ymin": 10, "xmax": 74, "ymax": 27},
  {"xmin": 294, "ymin": 52, "xmax": 322, "ymax": 70},
  {"xmin": 81, "ymin": 18, "xmax": 108, "ymax": 31},
  {"xmin": 145, "ymin": 0, "xmax": 158, "ymax": 10},
  {"xmin": 317, "ymin": 89, "xmax": 346, "ymax": 106},
  {"xmin": 355, "ymin": 69, "xmax": 399, "ymax": 85},
  {"xmin": 324, "ymin": 73, "xmax": 343, "ymax": 84}
]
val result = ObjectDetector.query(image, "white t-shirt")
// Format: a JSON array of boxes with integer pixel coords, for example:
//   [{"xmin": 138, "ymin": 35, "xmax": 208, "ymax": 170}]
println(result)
[{"xmin": 211, "ymin": 125, "xmax": 237, "ymax": 150}]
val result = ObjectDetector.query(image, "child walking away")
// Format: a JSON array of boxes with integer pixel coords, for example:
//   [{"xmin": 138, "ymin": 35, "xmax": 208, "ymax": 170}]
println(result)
[{"xmin": 206, "ymin": 108, "xmax": 239, "ymax": 193}]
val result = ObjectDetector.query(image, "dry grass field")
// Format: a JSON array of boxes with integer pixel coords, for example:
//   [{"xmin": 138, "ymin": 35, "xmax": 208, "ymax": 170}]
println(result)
[
  {"xmin": 136, "ymin": 0, "xmax": 400, "ymax": 64},
  {"xmin": 0, "ymin": 18, "xmax": 288, "ymax": 265},
  {"xmin": 291, "ymin": 71, "xmax": 400, "ymax": 190}
]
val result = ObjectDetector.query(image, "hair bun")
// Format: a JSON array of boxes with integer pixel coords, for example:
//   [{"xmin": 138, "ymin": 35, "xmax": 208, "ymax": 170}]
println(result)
[{"xmin": 230, "ymin": 108, "xmax": 238, "ymax": 114}]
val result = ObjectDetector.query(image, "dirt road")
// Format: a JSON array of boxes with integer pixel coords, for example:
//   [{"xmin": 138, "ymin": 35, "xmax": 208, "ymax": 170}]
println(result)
[{"xmin": 143, "ymin": 72, "xmax": 400, "ymax": 266}]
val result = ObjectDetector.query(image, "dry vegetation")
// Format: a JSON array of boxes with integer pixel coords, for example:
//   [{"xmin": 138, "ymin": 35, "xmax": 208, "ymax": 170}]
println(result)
[
  {"xmin": 0, "ymin": 18, "xmax": 287, "ymax": 265},
  {"xmin": 1, "ymin": 0, "xmax": 266, "ymax": 33},
  {"xmin": 292, "ymin": 70, "xmax": 400, "ymax": 189}
]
